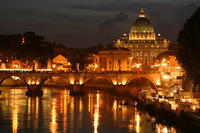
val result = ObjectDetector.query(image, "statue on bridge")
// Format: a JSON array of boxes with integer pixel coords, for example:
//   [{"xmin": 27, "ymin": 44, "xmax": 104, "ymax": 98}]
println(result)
[{"xmin": 76, "ymin": 63, "xmax": 80, "ymax": 72}]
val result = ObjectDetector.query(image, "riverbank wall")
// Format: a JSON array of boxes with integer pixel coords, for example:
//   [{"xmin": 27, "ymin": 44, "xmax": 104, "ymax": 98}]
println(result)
[
  {"xmin": 110, "ymin": 87, "xmax": 200, "ymax": 133},
  {"xmin": 136, "ymin": 100, "xmax": 200, "ymax": 133}
]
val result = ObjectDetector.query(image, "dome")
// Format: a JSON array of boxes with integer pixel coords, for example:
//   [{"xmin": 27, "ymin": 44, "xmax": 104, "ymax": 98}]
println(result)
[{"xmin": 130, "ymin": 9, "xmax": 154, "ymax": 33}]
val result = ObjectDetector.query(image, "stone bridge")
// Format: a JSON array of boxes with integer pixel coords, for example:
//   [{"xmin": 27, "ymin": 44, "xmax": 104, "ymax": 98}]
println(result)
[{"xmin": 0, "ymin": 70, "xmax": 161, "ymax": 95}]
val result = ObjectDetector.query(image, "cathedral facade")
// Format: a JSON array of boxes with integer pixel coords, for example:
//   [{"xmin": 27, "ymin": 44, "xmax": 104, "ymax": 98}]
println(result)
[{"xmin": 114, "ymin": 9, "xmax": 169, "ymax": 68}]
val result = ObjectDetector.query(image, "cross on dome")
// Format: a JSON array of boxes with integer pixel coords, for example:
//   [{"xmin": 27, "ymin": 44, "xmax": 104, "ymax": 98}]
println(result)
[{"xmin": 139, "ymin": 8, "xmax": 146, "ymax": 18}]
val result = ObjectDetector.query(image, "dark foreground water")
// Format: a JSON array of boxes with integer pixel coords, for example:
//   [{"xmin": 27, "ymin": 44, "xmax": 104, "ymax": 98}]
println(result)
[{"xmin": 0, "ymin": 87, "xmax": 180, "ymax": 133}]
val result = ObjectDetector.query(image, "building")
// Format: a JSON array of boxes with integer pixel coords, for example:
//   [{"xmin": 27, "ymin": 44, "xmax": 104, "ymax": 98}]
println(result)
[
  {"xmin": 10, "ymin": 60, "xmax": 22, "ymax": 69},
  {"xmin": 52, "ymin": 54, "xmax": 71, "ymax": 71},
  {"xmin": 85, "ymin": 54, "xmax": 98, "ymax": 71},
  {"xmin": 154, "ymin": 51, "xmax": 184, "ymax": 85},
  {"xmin": 158, "ymin": 55, "xmax": 184, "ymax": 87},
  {"xmin": 97, "ymin": 48, "xmax": 135, "ymax": 71},
  {"xmin": 0, "ymin": 58, "xmax": 38, "ymax": 70},
  {"xmin": 114, "ymin": 9, "xmax": 169, "ymax": 68}
]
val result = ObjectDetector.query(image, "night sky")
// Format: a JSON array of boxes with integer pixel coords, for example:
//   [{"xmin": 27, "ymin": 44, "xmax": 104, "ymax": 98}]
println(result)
[{"xmin": 0, "ymin": 0, "xmax": 200, "ymax": 48}]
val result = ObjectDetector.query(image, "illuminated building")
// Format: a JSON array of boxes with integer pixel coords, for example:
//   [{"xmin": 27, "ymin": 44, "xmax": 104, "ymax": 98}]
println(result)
[
  {"xmin": 33, "ymin": 59, "xmax": 39, "ymax": 69},
  {"xmin": 52, "ymin": 54, "xmax": 71, "ymax": 71},
  {"xmin": 97, "ymin": 48, "xmax": 134, "ymax": 71},
  {"xmin": 159, "ymin": 56, "xmax": 184, "ymax": 80},
  {"xmin": 0, "ymin": 62, "xmax": 6, "ymax": 69},
  {"xmin": 85, "ymin": 54, "xmax": 98, "ymax": 71},
  {"xmin": 154, "ymin": 53, "xmax": 185, "ymax": 98},
  {"xmin": 114, "ymin": 9, "xmax": 169, "ymax": 68},
  {"xmin": 0, "ymin": 59, "xmax": 37, "ymax": 70},
  {"xmin": 11, "ymin": 60, "xmax": 21, "ymax": 69},
  {"xmin": 47, "ymin": 58, "xmax": 52, "ymax": 69},
  {"xmin": 156, "ymin": 51, "xmax": 184, "ymax": 86}
]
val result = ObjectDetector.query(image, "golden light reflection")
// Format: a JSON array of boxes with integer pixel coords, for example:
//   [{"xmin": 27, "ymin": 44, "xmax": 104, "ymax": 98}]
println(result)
[
  {"xmin": 28, "ymin": 97, "xmax": 31, "ymax": 116},
  {"xmin": 36, "ymin": 97, "xmax": 39, "ymax": 117},
  {"xmin": 63, "ymin": 90, "xmax": 68, "ymax": 133},
  {"xmin": 128, "ymin": 117, "xmax": 134, "ymax": 132},
  {"xmin": 69, "ymin": 97, "xmax": 75, "ymax": 133},
  {"xmin": 60, "ymin": 94, "xmax": 63, "ymax": 113},
  {"xmin": 93, "ymin": 93, "xmax": 100, "ymax": 133},
  {"xmin": 35, "ymin": 97, "xmax": 39, "ymax": 128},
  {"xmin": 79, "ymin": 98, "xmax": 83, "ymax": 112},
  {"xmin": 11, "ymin": 89, "xmax": 20, "ymax": 133},
  {"xmin": 88, "ymin": 93, "xmax": 93, "ymax": 113},
  {"xmin": 12, "ymin": 102, "xmax": 18, "ymax": 133},
  {"xmin": 27, "ymin": 97, "xmax": 32, "ymax": 128},
  {"xmin": 50, "ymin": 98, "xmax": 58, "ymax": 133},
  {"xmin": 0, "ymin": 88, "xmax": 181, "ymax": 133},
  {"xmin": 121, "ymin": 100, "xmax": 128, "ymax": 121},
  {"xmin": 112, "ymin": 99, "xmax": 117, "ymax": 123},
  {"xmin": 78, "ymin": 98, "xmax": 83, "ymax": 129},
  {"xmin": 156, "ymin": 124, "xmax": 176, "ymax": 133},
  {"xmin": 135, "ymin": 112, "xmax": 140, "ymax": 133},
  {"xmin": 163, "ymin": 127, "xmax": 168, "ymax": 133}
]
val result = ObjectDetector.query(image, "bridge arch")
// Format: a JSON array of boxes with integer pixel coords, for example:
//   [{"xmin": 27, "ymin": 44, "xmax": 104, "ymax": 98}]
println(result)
[
  {"xmin": 38, "ymin": 75, "xmax": 70, "ymax": 88},
  {"xmin": 126, "ymin": 75, "xmax": 157, "ymax": 90},
  {"xmin": 82, "ymin": 74, "xmax": 114, "ymax": 88},
  {"xmin": 0, "ymin": 75, "xmax": 28, "ymax": 86}
]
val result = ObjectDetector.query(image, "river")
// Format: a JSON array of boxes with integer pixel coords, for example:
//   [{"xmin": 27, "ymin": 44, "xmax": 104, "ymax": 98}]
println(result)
[{"xmin": 0, "ymin": 87, "xmax": 180, "ymax": 133}]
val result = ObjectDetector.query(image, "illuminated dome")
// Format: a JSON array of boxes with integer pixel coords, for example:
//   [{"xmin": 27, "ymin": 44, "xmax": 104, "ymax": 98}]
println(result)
[
  {"xmin": 114, "ymin": 8, "xmax": 169, "ymax": 68},
  {"xmin": 130, "ymin": 9, "xmax": 154, "ymax": 33}
]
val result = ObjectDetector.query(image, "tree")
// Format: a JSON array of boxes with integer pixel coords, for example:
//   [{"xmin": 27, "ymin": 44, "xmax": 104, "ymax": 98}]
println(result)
[
  {"xmin": 177, "ymin": 7, "xmax": 200, "ymax": 87},
  {"xmin": 68, "ymin": 53, "xmax": 92, "ymax": 71},
  {"xmin": 0, "ymin": 32, "xmax": 54, "ymax": 65}
]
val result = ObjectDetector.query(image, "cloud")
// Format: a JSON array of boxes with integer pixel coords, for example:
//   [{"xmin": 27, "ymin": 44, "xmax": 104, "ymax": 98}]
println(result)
[
  {"xmin": 114, "ymin": 12, "xmax": 129, "ymax": 22},
  {"xmin": 17, "ymin": 10, "xmax": 52, "ymax": 19},
  {"xmin": 17, "ymin": 9, "xmax": 102, "ymax": 24},
  {"xmin": 66, "ymin": 1, "xmax": 200, "ymax": 21},
  {"xmin": 67, "ymin": 1, "xmax": 172, "ymax": 13},
  {"xmin": 98, "ymin": 12, "xmax": 129, "ymax": 44},
  {"xmin": 99, "ymin": 12, "xmax": 128, "ymax": 30},
  {"xmin": 1, "ymin": 0, "xmax": 200, "ymax": 47}
]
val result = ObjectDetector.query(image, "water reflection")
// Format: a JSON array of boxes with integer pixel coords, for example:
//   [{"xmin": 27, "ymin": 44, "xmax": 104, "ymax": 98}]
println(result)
[
  {"xmin": 12, "ymin": 97, "xmax": 18, "ymax": 133},
  {"xmin": 50, "ymin": 98, "xmax": 57, "ymax": 133},
  {"xmin": 0, "ymin": 87, "xmax": 180, "ymax": 133},
  {"xmin": 93, "ymin": 92, "xmax": 100, "ymax": 133},
  {"xmin": 135, "ymin": 111, "xmax": 140, "ymax": 133},
  {"xmin": 156, "ymin": 124, "xmax": 177, "ymax": 133},
  {"xmin": 63, "ymin": 90, "xmax": 68, "ymax": 133}
]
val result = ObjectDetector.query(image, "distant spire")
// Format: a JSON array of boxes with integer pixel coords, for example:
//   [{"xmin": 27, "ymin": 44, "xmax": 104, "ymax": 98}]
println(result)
[{"xmin": 139, "ymin": 8, "xmax": 146, "ymax": 18}]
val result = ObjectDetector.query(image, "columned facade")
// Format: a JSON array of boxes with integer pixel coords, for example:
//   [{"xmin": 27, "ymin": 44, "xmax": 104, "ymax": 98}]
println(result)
[
  {"xmin": 114, "ymin": 9, "xmax": 169, "ymax": 68},
  {"xmin": 97, "ymin": 49, "xmax": 133, "ymax": 71}
]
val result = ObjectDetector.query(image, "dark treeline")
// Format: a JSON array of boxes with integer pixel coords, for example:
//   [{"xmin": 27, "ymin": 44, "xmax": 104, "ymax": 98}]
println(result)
[
  {"xmin": 177, "ymin": 7, "xmax": 200, "ymax": 87},
  {"xmin": 0, "ymin": 32, "xmax": 54, "ymax": 64},
  {"xmin": 0, "ymin": 31, "xmax": 107, "ymax": 70}
]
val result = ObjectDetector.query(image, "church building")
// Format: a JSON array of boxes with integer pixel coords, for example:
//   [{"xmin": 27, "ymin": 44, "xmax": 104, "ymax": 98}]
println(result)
[{"xmin": 114, "ymin": 9, "xmax": 169, "ymax": 68}]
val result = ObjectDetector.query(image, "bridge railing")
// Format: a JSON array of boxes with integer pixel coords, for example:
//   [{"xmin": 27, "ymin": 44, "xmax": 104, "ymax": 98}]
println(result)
[{"xmin": 0, "ymin": 70, "xmax": 159, "ymax": 75}]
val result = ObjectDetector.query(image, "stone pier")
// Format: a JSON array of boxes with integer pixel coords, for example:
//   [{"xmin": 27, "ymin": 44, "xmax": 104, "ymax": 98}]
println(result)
[
  {"xmin": 26, "ymin": 85, "xmax": 43, "ymax": 96},
  {"xmin": 69, "ymin": 84, "xmax": 85, "ymax": 96}
]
